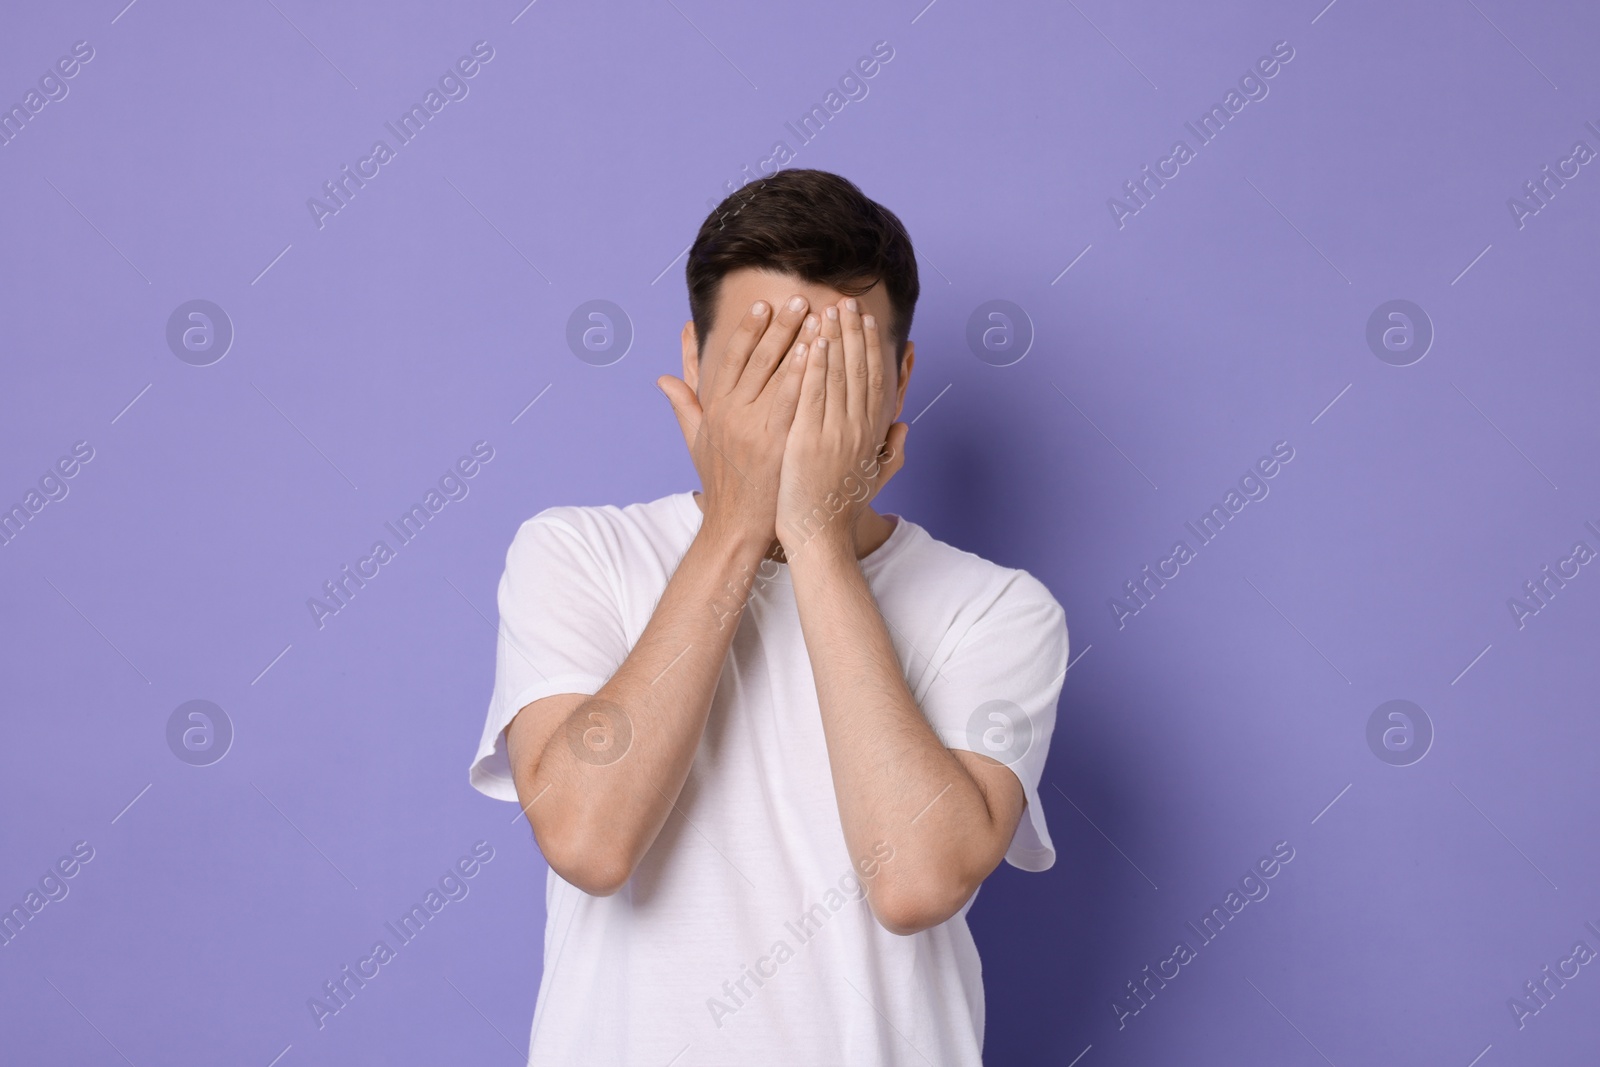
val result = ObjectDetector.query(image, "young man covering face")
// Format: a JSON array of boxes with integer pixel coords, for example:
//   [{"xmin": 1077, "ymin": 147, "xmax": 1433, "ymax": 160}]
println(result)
[{"xmin": 468, "ymin": 168, "xmax": 1069, "ymax": 1066}]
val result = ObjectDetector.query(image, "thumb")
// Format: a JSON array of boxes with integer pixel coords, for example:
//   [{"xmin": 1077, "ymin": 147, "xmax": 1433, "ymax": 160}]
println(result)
[
  {"xmin": 873, "ymin": 422, "xmax": 910, "ymax": 493},
  {"xmin": 656, "ymin": 375, "xmax": 703, "ymax": 450}
]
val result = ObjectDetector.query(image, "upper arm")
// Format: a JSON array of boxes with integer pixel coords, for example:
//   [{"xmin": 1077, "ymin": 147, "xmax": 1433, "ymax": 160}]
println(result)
[
  {"xmin": 468, "ymin": 515, "xmax": 630, "ymax": 803},
  {"xmin": 916, "ymin": 573, "xmax": 1068, "ymax": 873}
]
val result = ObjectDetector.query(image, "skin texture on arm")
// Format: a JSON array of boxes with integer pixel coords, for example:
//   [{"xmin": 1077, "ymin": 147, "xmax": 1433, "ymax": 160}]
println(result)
[
  {"xmin": 502, "ymin": 293, "xmax": 813, "ymax": 896},
  {"xmin": 778, "ymin": 296, "xmax": 1027, "ymax": 935},
  {"xmin": 789, "ymin": 545, "xmax": 1027, "ymax": 934}
]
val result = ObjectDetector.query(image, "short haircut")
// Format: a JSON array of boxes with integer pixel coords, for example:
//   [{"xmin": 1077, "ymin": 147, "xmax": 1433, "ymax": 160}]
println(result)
[{"xmin": 686, "ymin": 169, "xmax": 920, "ymax": 372}]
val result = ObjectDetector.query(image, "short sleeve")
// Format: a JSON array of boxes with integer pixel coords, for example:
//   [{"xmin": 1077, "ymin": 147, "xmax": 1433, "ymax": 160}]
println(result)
[
  {"xmin": 468, "ymin": 514, "xmax": 631, "ymax": 802},
  {"xmin": 920, "ymin": 573, "xmax": 1068, "ymax": 872}
]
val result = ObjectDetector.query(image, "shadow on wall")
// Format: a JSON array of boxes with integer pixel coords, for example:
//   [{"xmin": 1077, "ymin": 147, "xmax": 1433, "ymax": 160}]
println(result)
[
  {"xmin": 970, "ymin": 723, "xmax": 1168, "ymax": 1065},
  {"xmin": 909, "ymin": 415, "xmax": 1050, "ymax": 575},
  {"xmin": 909, "ymin": 415, "xmax": 1159, "ymax": 1059}
]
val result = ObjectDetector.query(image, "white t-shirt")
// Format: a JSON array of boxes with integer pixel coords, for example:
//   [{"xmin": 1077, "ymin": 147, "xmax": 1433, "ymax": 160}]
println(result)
[{"xmin": 469, "ymin": 491, "xmax": 1068, "ymax": 1066}]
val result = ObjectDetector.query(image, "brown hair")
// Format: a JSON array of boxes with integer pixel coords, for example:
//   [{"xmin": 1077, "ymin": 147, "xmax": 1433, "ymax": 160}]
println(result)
[{"xmin": 686, "ymin": 169, "xmax": 919, "ymax": 371}]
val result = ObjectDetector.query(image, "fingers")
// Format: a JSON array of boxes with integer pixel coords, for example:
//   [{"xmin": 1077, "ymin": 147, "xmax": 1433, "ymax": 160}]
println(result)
[
  {"xmin": 732, "ymin": 294, "xmax": 811, "ymax": 404},
  {"xmin": 709, "ymin": 301, "xmax": 773, "ymax": 402},
  {"xmin": 656, "ymin": 374, "xmax": 703, "ymax": 451},
  {"xmin": 861, "ymin": 311, "xmax": 887, "ymax": 426},
  {"xmin": 761, "ymin": 312, "xmax": 819, "ymax": 425},
  {"xmin": 819, "ymin": 305, "xmax": 847, "ymax": 430},
  {"xmin": 768, "ymin": 331, "xmax": 810, "ymax": 430},
  {"xmin": 837, "ymin": 298, "xmax": 871, "ymax": 424},
  {"xmin": 848, "ymin": 421, "xmax": 909, "ymax": 511},
  {"xmin": 876, "ymin": 421, "xmax": 909, "ymax": 488},
  {"xmin": 795, "ymin": 334, "xmax": 828, "ymax": 432}
]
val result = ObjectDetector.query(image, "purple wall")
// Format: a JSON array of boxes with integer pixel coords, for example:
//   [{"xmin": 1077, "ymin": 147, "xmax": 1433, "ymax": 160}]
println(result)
[{"xmin": 3, "ymin": 1, "xmax": 1596, "ymax": 1063}]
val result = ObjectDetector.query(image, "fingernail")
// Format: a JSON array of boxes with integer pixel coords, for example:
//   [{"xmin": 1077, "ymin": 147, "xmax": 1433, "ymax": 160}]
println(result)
[
  {"xmin": 863, "ymin": 314, "xmax": 875, "ymax": 329},
  {"xmin": 846, "ymin": 298, "xmax": 859, "ymax": 312},
  {"xmin": 804, "ymin": 314, "xmax": 817, "ymax": 332},
  {"xmin": 752, "ymin": 300, "xmax": 766, "ymax": 315},
  {"xmin": 789, "ymin": 296, "xmax": 806, "ymax": 311},
  {"xmin": 826, "ymin": 306, "xmax": 838, "ymax": 320}
]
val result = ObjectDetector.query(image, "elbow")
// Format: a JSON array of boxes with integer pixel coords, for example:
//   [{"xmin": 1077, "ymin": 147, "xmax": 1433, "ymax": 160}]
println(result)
[
  {"xmin": 868, "ymin": 872, "xmax": 977, "ymax": 936},
  {"xmin": 512, "ymin": 770, "xmax": 636, "ymax": 896},
  {"xmin": 534, "ymin": 823, "xmax": 636, "ymax": 897},
  {"xmin": 560, "ymin": 861, "xmax": 632, "ymax": 898},
  {"xmin": 543, "ymin": 839, "xmax": 634, "ymax": 897},
  {"xmin": 871, "ymin": 902, "xmax": 943, "ymax": 937}
]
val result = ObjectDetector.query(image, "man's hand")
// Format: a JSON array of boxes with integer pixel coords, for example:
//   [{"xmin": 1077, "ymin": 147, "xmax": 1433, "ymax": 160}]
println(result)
[
  {"xmin": 776, "ymin": 299, "xmax": 908, "ymax": 559},
  {"xmin": 658, "ymin": 295, "xmax": 816, "ymax": 554}
]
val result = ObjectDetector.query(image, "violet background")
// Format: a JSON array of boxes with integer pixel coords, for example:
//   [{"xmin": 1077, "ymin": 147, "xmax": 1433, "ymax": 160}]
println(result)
[{"xmin": 2, "ymin": 1, "xmax": 1597, "ymax": 1064}]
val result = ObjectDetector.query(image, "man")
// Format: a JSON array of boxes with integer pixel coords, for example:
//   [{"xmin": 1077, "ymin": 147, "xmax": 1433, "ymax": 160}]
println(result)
[{"xmin": 468, "ymin": 169, "xmax": 1068, "ymax": 1065}]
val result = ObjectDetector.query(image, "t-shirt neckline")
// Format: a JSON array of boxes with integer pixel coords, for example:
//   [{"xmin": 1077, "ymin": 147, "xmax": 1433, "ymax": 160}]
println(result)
[{"xmin": 673, "ymin": 490, "xmax": 910, "ymax": 585}]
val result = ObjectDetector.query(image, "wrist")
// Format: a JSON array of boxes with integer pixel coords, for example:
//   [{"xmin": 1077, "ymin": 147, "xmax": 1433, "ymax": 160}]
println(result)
[
  {"xmin": 695, "ymin": 524, "xmax": 768, "ymax": 562},
  {"xmin": 693, "ymin": 514, "xmax": 771, "ymax": 563},
  {"xmin": 776, "ymin": 503, "xmax": 859, "ymax": 559},
  {"xmin": 785, "ymin": 530, "xmax": 858, "ymax": 578}
]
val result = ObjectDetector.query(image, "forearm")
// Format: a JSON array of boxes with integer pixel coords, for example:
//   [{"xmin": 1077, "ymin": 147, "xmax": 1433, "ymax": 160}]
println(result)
[
  {"xmin": 529, "ymin": 525, "xmax": 768, "ymax": 888},
  {"xmin": 789, "ymin": 543, "xmax": 1001, "ymax": 930}
]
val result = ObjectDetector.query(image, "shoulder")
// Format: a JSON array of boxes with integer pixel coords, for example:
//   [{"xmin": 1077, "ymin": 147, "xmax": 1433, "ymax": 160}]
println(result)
[
  {"xmin": 516, "ymin": 491, "xmax": 684, "ymax": 538},
  {"xmin": 505, "ymin": 492, "xmax": 694, "ymax": 568}
]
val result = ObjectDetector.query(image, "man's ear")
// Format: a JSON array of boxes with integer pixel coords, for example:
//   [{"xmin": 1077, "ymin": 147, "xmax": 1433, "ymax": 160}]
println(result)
[
  {"xmin": 891, "ymin": 341, "xmax": 915, "ymax": 421},
  {"xmin": 680, "ymin": 321, "xmax": 701, "ymax": 394}
]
